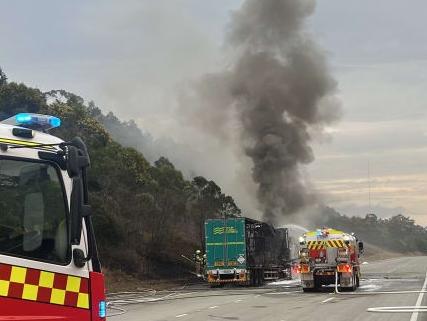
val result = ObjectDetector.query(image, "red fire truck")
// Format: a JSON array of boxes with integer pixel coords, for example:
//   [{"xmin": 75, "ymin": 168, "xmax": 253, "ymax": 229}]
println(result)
[
  {"xmin": 0, "ymin": 113, "xmax": 106, "ymax": 320},
  {"xmin": 298, "ymin": 228, "xmax": 364, "ymax": 292}
]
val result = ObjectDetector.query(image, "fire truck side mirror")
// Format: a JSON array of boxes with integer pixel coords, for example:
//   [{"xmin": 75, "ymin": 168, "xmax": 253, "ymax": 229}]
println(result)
[
  {"xmin": 73, "ymin": 248, "xmax": 86, "ymax": 268},
  {"xmin": 70, "ymin": 177, "xmax": 83, "ymax": 245},
  {"xmin": 66, "ymin": 143, "xmax": 90, "ymax": 178},
  {"xmin": 66, "ymin": 146, "xmax": 80, "ymax": 178}
]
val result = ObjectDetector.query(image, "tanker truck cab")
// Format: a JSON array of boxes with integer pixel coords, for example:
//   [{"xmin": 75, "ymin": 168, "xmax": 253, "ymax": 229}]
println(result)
[{"xmin": 0, "ymin": 114, "xmax": 106, "ymax": 320}]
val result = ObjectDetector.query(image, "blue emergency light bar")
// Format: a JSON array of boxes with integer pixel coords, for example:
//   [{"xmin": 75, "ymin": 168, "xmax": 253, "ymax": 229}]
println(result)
[
  {"xmin": 7, "ymin": 113, "xmax": 62, "ymax": 131},
  {"xmin": 16, "ymin": 113, "xmax": 61, "ymax": 128}
]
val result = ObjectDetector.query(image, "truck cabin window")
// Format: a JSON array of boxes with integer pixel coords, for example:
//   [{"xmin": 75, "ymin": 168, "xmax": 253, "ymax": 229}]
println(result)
[{"xmin": 0, "ymin": 158, "xmax": 69, "ymax": 264}]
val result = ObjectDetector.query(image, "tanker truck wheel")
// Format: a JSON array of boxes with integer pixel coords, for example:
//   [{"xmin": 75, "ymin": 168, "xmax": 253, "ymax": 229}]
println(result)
[
  {"xmin": 351, "ymin": 274, "xmax": 357, "ymax": 291},
  {"xmin": 314, "ymin": 276, "xmax": 321, "ymax": 291}
]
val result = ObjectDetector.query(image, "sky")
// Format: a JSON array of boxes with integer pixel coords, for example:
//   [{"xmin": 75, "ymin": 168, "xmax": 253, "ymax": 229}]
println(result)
[{"xmin": 1, "ymin": 0, "xmax": 427, "ymax": 224}]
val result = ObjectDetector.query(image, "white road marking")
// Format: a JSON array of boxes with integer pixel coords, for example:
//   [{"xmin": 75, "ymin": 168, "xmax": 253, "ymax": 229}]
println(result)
[
  {"xmin": 410, "ymin": 270, "xmax": 427, "ymax": 321},
  {"xmin": 321, "ymin": 297, "xmax": 334, "ymax": 304},
  {"xmin": 368, "ymin": 270, "xmax": 427, "ymax": 315},
  {"xmin": 176, "ymin": 314, "xmax": 188, "ymax": 318},
  {"xmin": 234, "ymin": 299, "xmax": 243, "ymax": 303},
  {"xmin": 368, "ymin": 306, "xmax": 427, "ymax": 313},
  {"xmin": 209, "ymin": 306, "xmax": 219, "ymax": 309}
]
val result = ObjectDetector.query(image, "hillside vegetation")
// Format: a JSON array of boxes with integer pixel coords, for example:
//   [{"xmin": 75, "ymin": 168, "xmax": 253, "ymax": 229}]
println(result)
[{"xmin": 0, "ymin": 69, "xmax": 240, "ymax": 279}]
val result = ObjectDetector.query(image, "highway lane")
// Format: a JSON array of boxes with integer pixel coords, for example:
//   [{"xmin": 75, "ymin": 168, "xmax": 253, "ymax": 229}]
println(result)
[{"xmin": 108, "ymin": 256, "xmax": 427, "ymax": 321}]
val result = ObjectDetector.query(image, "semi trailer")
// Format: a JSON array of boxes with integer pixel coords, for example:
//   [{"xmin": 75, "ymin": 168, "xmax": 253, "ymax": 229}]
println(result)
[{"xmin": 205, "ymin": 217, "xmax": 292, "ymax": 286}]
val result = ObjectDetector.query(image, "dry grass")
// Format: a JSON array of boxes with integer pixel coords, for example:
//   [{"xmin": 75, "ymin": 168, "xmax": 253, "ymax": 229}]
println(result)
[
  {"xmin": 362, "ymin": 242, "xmax": 421, "ymax": 262},
  {"xmin": 104, "ymin": 268, "xmax": 194, "ymax": 293}
]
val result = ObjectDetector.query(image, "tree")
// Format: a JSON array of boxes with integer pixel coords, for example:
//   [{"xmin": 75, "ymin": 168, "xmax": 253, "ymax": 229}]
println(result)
[
  {"xmin": 0, "ymin": 67, "xmax": 7, "ymax": 86},
  {"xmin": 219, "ymin": 195, "xmax": 241, "ymax": 218},
  {"xmin": 187, "ymin": 176, "xmax": 241, "ymax": 246},
  {"xmin": 0, "ymin": 82, "xmax": 46, "ymax": 118}
]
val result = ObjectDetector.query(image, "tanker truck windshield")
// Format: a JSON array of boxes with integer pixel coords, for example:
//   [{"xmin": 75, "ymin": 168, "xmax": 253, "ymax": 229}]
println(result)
[{"xmin": 0, "ymin": 158, "xmax": 69, "ymax": 264}]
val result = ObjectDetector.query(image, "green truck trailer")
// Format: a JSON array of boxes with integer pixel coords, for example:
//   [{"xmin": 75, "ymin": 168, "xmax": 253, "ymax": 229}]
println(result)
[{"xmin": 205, "ymin": 217, "xmax": 291, "ymax": 286}]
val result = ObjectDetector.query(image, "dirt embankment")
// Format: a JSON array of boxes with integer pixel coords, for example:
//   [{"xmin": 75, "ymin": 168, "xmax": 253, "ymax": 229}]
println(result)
[
  {"xmin": 104, "ymin": 268, "xmax": 199, "ymax": 293},
  {"xmin": 362, "ymin": 242, "xmax": 422, "ymax": 262}
]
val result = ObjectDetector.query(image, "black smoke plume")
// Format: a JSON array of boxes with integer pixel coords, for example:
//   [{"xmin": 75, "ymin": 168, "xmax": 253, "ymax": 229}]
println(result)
[{"xmin": 181, "ymin": 0, "xmax": 340, "ymax": 225}]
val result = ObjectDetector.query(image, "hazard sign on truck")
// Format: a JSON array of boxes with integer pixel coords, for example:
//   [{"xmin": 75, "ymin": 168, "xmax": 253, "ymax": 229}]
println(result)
[
  {"xmin": 298, "ymin": 228, "xmax": 364, "ymax": 292},
  {"xmin": 0, "ymin": 113, "xmax": 106, "ymax": 319}
]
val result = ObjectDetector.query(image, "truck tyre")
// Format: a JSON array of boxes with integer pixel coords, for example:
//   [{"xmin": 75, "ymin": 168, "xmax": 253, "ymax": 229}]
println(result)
[
  {"xmin": 250, "ymin": 270, "xmax": 257, "ymax": 287},
  {"xmin": 313, "ymin": 276, "xmax": 321, "ymax": 291},
  {"xmin": 351, "ymin": 274, "xmax": 357, "ymax": 291},
  {"xmin": 210, "ymin": 283, "xmax": 222, "ymax": 288},
  {"xmin": 256, "ymin": 270, "xmax": 262, "ymax": 287},
  {"xmin": 259, "ymin": 270, "xmax": 265, "ymax": 286}
]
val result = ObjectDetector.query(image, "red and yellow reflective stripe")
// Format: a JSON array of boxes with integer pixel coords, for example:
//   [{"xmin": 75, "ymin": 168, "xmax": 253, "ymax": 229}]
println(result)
[
  {"xmin": 326, "ymin": 239, "xmax": 348, "ymax": 248},
  {"xmin": 307, "ymin": 241, "xmax": 324, "ymax": 250},
  {"xmin": 0, "ymin": 263, "xmax": 89, "ymax": 309},
  {"xmin": 307, "ymin": 239, "xmax": 348, "ymax": 249}
]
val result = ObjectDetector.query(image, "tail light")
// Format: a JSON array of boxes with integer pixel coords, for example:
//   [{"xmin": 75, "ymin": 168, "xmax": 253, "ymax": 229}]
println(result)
[
  {"xmin": 300, "ymin": 264, "xmax": 310, "ymax": 273},
  {"xmin": 292, "ymin": 264, "xmax": 300, "ymax": 275},
  {"xmin": 337, "ymin": 264, "xmax": 352, "ymax": 273}
]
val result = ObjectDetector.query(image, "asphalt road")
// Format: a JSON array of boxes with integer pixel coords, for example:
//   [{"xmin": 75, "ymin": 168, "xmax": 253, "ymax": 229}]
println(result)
[{"xmin": 108, "ymin": 256, "xmax": 427, "ymax": 321}]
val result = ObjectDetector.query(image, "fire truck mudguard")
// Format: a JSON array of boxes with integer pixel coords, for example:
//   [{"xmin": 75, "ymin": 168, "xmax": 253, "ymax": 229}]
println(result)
[{"xmin": 0, "ymin": 114, "xmax": 106, "ymax": 320}]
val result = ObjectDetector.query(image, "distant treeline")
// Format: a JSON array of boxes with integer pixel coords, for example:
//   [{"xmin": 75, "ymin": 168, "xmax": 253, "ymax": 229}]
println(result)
[
  {"xmin": 316, "ymin": 207, "xmax": 427, "ymax": 254},
  {"xmin": 0, "ymin": 68, "xmax": 241, "ymax": 278}
]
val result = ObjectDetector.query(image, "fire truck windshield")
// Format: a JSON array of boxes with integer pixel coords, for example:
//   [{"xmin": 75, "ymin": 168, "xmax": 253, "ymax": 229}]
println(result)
[{"xmin": 0, "ymin": 158, "xmax": 69, "ymax": 265}]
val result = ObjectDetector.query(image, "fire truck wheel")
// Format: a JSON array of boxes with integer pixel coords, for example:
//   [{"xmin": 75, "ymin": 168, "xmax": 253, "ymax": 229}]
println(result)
[
  {"xmin": 351, "ymin": 274, "xmax": 357, "ymax": 291},
  {"xmin": 313, "ymin": 276, "xmax": 321, "ymax": 291}
]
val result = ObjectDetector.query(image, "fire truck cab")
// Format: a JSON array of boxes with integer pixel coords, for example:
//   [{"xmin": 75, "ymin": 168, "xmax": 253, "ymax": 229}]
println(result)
[{"xmin": 0, "ymin": 113, "xmax": 106, "ymax": 320}]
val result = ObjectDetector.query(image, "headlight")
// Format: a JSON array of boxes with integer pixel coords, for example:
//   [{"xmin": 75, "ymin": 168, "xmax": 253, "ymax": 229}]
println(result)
[{"xmin": 298, "ymin": 236, "xmax": 306, "ymax": 244}]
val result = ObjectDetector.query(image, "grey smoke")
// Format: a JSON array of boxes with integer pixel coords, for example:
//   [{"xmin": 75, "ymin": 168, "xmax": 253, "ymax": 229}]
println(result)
[{"xmin": 181, "ymin": 0, "xmax": 341, "ymax": 225}]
